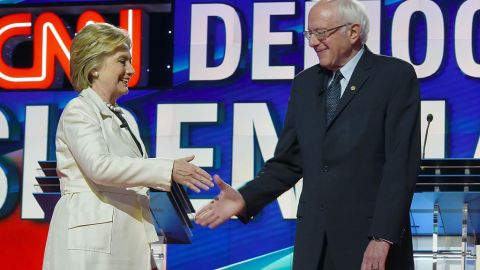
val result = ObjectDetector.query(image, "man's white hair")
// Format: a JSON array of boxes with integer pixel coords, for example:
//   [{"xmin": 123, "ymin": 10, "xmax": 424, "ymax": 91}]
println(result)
[{"xmin": 315, "ymin": 0, "xmax": 370, "ymax": 44}]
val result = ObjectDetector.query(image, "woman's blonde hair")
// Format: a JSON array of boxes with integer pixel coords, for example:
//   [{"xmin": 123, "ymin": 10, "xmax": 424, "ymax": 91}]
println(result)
[{"xmin": 70, "ymin": 23, "xmax": 131, "ymax": 92}]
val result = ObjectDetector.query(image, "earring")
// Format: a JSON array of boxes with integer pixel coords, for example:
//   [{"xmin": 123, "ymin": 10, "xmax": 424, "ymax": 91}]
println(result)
[{"xmin": 93, "ymin": 71, "xmax": 99, "ymax": 78}]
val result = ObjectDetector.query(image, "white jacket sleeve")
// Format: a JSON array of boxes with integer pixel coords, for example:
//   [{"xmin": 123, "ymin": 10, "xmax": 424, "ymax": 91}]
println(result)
[{"xmin": 58, "ymin": 100, "xmax": 173, "ymax": 191}]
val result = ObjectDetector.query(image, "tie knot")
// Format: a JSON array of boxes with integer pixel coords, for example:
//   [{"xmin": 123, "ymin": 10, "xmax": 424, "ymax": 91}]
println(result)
[{"xmin": 332, "ymin": 71, "xmax": 343, "ymax": 83}]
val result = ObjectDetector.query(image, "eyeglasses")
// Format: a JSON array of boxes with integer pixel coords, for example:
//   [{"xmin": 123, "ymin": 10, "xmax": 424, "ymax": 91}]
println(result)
[{"xmin": 303, "ymin": 24, "xmax": 350, "ymax": 40}]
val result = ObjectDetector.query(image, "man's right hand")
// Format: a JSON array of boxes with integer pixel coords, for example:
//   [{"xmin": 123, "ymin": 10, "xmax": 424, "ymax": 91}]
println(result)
[{"xmin": 195, "ymin": 175, "xmax": 246, "ymax": 228}]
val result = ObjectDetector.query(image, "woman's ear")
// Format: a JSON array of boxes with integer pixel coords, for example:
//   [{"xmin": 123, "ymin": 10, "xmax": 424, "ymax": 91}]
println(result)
[{"xmin": 88, "ymin": 69, "xmax": 99, "ymax": 84}]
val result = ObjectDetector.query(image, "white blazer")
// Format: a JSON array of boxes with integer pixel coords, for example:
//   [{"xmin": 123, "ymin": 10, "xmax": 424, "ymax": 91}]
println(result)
[{"xmin": 43, "ymin": 88, "xmax": 174, "ymax": 270}]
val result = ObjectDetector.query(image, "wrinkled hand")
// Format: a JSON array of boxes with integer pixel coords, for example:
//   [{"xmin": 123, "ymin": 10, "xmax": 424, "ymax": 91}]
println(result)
[
  {"xmin": 361, "ymin": 240, "xmax": 390, "ymax": 270},
  {"xmin": 195, "ymin": 175, "xmax": 246, "ymax": 228},
  {"xmin": 172, "ymin": 155, "xmax": 213, "ymax": 193}
]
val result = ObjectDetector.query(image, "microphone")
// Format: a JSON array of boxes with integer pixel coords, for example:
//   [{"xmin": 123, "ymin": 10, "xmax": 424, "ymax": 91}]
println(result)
[
  {"xmin": 113, "ymin": 111, "xmax": 128, "ymax": 128},
  {"xmin": 119, "ymin": 116, "xmax": 128, "ymax": 128},
  {"xmin": 319, "ymin": 70, "xmax": 332, "ymax": 95},
  {"xmin": 422, "ymin": 114, "xmax": 433, "ymax": 159},
  {"xmin": 427, "ymin": 114, "xmax": 433, "ymax": 122}
]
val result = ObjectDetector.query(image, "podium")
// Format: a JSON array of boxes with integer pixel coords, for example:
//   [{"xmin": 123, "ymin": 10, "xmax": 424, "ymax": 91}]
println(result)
[
  {"xmin": 412, "ymin": 159, "xmax": 480, "ymax": 269},
  {"xmin": 34, "ymin": 160, "xmax": 195, "ymax": 269}
]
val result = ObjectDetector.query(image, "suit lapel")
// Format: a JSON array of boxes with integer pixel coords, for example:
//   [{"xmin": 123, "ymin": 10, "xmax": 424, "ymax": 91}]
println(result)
[
  {"xmin": 80, "ymin": 88, "xmax": 114, "ymax": 118},
  {"xmin": 326, "ymin": 48, "xmax": 373, "ymax": 130},
  {"xmin": 117, "ymin": 120, "xmax": 143, "ymax": 157},
  {"xmin": 121, "ymin": 115, "xmax": 146, "ymax": 158},
  {"xmin": 319, "ymin": 68, "xmax": 332, "ymax": 96},
  {"xmin": 80, "ymin": 88, "xmax": 143, "ymax": 158},
  {"xmin": 316, "ymin": 67, "xmax": 331, "ymax": 134}
]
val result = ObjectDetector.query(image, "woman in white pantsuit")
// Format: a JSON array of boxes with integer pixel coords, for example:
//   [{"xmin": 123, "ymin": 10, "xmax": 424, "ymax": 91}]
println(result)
[{"xmin": 42, "ymin": 23, "xmax": 213, "ymax": 270}]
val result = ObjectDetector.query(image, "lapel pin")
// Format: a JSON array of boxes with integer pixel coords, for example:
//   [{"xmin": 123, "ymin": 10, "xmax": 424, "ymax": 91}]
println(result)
[{"xmin": 350, "ymin": 86, "xmax": 356, "ymax": 91}]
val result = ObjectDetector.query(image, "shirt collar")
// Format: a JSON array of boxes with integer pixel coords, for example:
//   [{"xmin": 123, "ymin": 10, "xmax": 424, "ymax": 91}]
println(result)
[
  {"xmin": 80, "ymin": 87, "xmax": 113, "ymax": 117},
  {"xmin": 338, "ymin": 45, "xmax": 364, "ymax": 82}
]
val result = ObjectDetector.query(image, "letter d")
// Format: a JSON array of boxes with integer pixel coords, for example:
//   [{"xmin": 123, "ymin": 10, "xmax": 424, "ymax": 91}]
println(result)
[{"xmin": 189, "ymin": 4, "xmax": 242, "ymax": 81}]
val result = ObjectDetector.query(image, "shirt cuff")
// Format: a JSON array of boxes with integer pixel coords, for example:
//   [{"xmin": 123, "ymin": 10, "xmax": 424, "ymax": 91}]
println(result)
[{"xmin": 371, "ymin": 236, "xmax": 393, "ymax": 245}]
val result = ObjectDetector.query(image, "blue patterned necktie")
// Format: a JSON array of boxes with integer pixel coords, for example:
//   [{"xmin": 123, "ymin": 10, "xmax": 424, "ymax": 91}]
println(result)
[{"xmin": 326, "ymin": 71, "xmax": 343, "ymax": 125}]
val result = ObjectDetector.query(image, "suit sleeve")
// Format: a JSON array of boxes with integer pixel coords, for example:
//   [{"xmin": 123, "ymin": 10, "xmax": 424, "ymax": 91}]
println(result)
[
  {"xmin": 238, "ymin": 79, "xmax": 303, "ymax": 220},
  {"xmin": 369, "ymin": 63, "xmax": 421, "ymax": 244},
  {"xmin": 58, "ymin": 101, "xmax": 173, "ymax": 190}
]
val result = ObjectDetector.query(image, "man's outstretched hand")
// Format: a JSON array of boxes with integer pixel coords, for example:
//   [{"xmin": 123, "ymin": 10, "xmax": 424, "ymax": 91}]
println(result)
[{"xmin": 195, "ymin": 175, "xmax": 246, "ymax": 228}]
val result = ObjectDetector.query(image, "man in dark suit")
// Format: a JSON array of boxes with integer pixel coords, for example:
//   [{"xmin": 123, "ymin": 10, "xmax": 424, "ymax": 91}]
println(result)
[{"xmin": 196, "ymin": 0, "xmax": 420, "ymax": 269}]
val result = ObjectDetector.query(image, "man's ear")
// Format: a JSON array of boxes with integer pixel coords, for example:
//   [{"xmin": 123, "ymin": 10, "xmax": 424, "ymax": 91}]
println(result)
[{"xmin": 348, "ymin": 24, "xmax": 361, "ymax": 44}]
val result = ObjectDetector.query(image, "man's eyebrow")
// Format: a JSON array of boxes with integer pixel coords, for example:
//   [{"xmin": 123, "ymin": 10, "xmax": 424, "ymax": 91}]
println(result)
[{"xmin": 310, "ymin": 28, "xmax": 327, "ymax": 31}]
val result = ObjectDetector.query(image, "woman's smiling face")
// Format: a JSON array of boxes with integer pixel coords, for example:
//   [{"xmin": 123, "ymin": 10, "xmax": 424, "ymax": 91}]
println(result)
[{"xmin": 91, "ymin": 47, "xmax": 134, "ymax": 103}]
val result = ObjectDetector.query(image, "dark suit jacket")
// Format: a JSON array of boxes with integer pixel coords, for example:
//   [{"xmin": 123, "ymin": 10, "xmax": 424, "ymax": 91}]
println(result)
[{"xmin": 239, "ymin": 48, "xmax": 421, "ymax": 270}]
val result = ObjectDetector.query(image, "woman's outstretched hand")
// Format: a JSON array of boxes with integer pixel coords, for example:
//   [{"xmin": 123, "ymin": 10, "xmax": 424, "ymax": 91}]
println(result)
[{"xmin": 172, "ymin": 155, "xmax": 213, "ymax": 192}]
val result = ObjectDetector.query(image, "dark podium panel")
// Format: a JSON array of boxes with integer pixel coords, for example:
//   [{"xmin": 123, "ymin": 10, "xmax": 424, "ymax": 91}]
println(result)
[
  {"xmin": 150, "ymin": 180, "xmax": 195, "ymax": 244},
  {"xmin": 34, "ymin": 160, "xmax": 194, "ymax": 244}
]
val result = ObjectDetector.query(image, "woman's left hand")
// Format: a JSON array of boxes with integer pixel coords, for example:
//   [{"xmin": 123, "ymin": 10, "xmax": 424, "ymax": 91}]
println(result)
[{"xmin": 172, "ymin": 155, "xmax": 213, "ymax": 192}]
